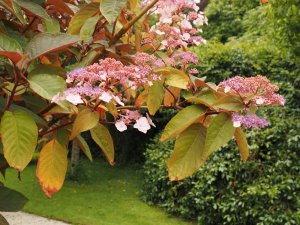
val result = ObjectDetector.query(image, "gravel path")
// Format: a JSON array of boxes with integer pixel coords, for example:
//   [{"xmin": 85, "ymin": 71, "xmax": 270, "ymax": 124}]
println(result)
[{"xmin": 1, "ymin": 212, "xmax": 70, "ymax": 225}]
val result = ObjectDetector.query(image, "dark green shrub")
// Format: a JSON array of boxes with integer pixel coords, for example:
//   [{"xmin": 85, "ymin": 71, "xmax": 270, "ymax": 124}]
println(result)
[{"xmin": 143, "ymin": 110, "xmax": 300, "ymax": 224}]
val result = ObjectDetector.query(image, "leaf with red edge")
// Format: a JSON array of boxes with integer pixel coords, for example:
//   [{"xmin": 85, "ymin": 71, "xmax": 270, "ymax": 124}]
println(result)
[
  {"xmin": 46, "ymin": 0, "xmax": 74, "ymax": 15},
  {"xmin": 36, "ymin": 139, "xmax": 68, "ymax": 198},
  {"xmin": 0, "ymin": 33, "xmax": 23, "ymax": 63}
]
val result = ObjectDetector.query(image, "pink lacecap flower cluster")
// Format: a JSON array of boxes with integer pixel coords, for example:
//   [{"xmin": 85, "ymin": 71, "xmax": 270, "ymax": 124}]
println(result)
[
  {"xmin": 142, "ymin": 0, "xmax": 207, "ymax": 49},
  {"xmin": 218, "ymin": 75, "xmax": 285, "ymax": 129},
  {"xmin": 232, "ymin": 113, "xmax": 269, "ymax": 129},
  {"xmin": 52, "ymin": 54, "xmax": 162, "ymax": 106},
  {"xmin": 115, "ymin": 110, "xmax": 155, "ymax": 134},
  {"xmin": 218, "ymin": 75, "xmax": 285, "ymax": 106},
  {"xmin": 166, "ymin": 51, "xmax": 199, "ymax": 67}
]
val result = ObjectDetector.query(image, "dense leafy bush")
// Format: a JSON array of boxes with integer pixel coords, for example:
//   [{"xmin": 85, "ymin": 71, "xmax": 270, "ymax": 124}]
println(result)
[
  {"xmin": 143, "ymin": 110, "xmax": 300, "ymax": 224},
  {"xmin": 202, "ymin": 0, "xmax": 260, "ymax": 42}
]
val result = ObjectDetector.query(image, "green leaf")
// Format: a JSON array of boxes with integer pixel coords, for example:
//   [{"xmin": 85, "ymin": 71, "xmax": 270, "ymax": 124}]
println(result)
[
  {"xmin": 15, "ymin": 0, "xmax": 51, "ymax": 20},
  {"xmin": 36, "ymin": 139, "xmax": 68, "ymax": 198},
  {"xmin": 43, "ymin": 18, "xmax": 60, "ymax": 33},
  {"xmin": 29, "ymin": 64, "xmax": 66, "ymax": 78},
  {"xmin": 100, "ymin": 0, "xmax": 127, "ymax": 24},
  {"xmin": 2, "ymin": 82, "xmax": 26, "ymax": 96},
  {"xmin": 75, "ymin": 135, "xmax": 93, "ymax": 161},
  {"xmin": 0, "ymin": 33, "xmax": 23, "ymax": 62},
  {"xmin": 69, "ymin": 108, "xmax": 99, "ymax": 140},
  {"xmin": 80, "ymin": 15, "xmax": 100, "ymax": 41},
  {"xmin": 213, "ymin": 95, "xmax": 245, "ymax": 111},
  {"xmin": 0, "ymin": 97, "xmax": 47, "ymax": 126},
  {"xmin": 168, "ymin": 124, "xmax": 207, "ymax": 181},
  {"xmin": 68, "ymin": 3, "xmax": 99, "ymax": 35},
  {"xmin": 204, "ymin": 113, "xmax": 234, "ymax": 156},
  {"xmin": 1, "ymin": 110, "xmax": 38, "ymax": 171},
  {"xmin": 25, "ymin": 33, "xmax": 80, "ymax": 61},
  {"xmin": 56, "ymin": 129, "xmax": 69, "ymax": 147},
  {"xmin": 147, "ymin": 81, "xmax": 164, "ymax": 115},
  {"xmin": 164, "ymin": 69, "xmax": 189, "ymax": 89},
  {"xmin": 183, "ymin": 89, "xmax": 218, "ymax": 108},
  {"xmin": 90, "ymin": 123, "xmax": 114, "ymax": 165},
  {"xmin": 28, "ymin": 73, "xmax": 66, "ymax": 101},
  {"xmin": 160, "ymin": 105, "xmax": 207, "ymax": 142},
  {"xmin": 234, "ymin": 127, "xmax": 249, "ymax": 162},
  {"xmin": 0, "ymin": 186, "xmax": 28, "ymax": 211}
]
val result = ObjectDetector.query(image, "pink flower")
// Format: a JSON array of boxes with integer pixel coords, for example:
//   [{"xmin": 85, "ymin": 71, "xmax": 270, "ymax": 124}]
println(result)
[
  {"xmin": 65, "ymin": 93, "xmax": 83, "ymax": 105},
  {"xmin": 218, "ymin": 75, "xmax": 285, "ymax": 106},
  {"xmin": 134, "ymin": 117, "xmax": 151, "ymax": 133},
  {"xmin": 115, "ymin": 121, "xmax": 127, "ymax": 132},
  {"xmin": 232, "ymin": 113, "xmax": 269, "ymax": 129}
]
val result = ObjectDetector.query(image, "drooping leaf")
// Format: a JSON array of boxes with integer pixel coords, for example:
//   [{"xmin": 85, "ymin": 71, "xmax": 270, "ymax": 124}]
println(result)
[
  {"xmin": 68, "ymin": 3, "xmax": 99, "ymax": 35},
  {"xmin": 80, "ymin": 15, "xmax": 100, "ymax": 41},
  {"xmin": 234, "ymin": 127, "xmax": 249, "ymax": 162},
  {"xmin": 160, "ymin": 105, "xmax": 207, "ymax": 142},
  {"xmin": 46, "ymin": 0, "xmax": 74, "ymax": 15},
  {"xmin": 0, "ymin": 33, "xmax": 23, "ymax": 62},
  {"xmin": 69, "ymin": 108, "xmax": 99, "ymax": 140},
  {"xmin": 25, "ymin": 33, "xmax": 80, "ymax": 61},
  {"xmin": 75, "ymin": 135, "xmax": 93, "ymax": 161},
  {"xmin": 213, "ymin": 95, "xmax": 245, "ymax": 111},
  {"xmin": 36, "ymin": 139, "xmax": 68, "ymax": 198},
  {"xmin": 15, "ymin": 0, "xmax": 51, "ymax": 20},
  {"xmin": 28, "ymin": 73, "xmax": 66, "ymax": 101},
  {"xmin": 135, "ymin": 89, "xmax": 148, "ymax": 107},
  {"xmin": 168, "ymin": 124, "xmax": 206, "ymax": 181},
  {"xmin": 147, "ymin": 81, "xmax": 164, "ymax": 115},
  {"xmin": 204, "ymin": 113, "xmax": 234, "ymax": 156},
  {"xmin": 90, "ymin": 123, "xmax": 114, "ymax": 165},
  {"xmin": 1, "ymin": 110, "xmax": 38, "ymax": 171},
  {"xmin": 0, "ymin": 185, "xmax": 28, "ymax": 211},
  {"xmin": 100, "ymin": 0, "xmax": 127, "ymax": 24}
]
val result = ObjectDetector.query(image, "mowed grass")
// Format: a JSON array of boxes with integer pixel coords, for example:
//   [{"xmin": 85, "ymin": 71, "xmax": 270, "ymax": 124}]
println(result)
[{"xmin": 1, "ymin": 159, "xmax": 193, "ymax": 225}]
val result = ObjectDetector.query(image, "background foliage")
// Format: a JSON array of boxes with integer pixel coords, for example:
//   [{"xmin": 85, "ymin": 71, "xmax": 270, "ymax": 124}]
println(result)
[{"xmin": 142, "ymin": 0, "xmax": 300, "ymax": 224}]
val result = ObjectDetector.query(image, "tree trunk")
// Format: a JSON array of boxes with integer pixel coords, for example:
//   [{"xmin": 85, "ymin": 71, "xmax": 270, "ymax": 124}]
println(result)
[
  {"xmin": 199, "ymin": 0, "xmax": 210, "ymax": 11},
  {"xmin": 70, "ymin": 140, "xmax": 80, "ymax": 177}
]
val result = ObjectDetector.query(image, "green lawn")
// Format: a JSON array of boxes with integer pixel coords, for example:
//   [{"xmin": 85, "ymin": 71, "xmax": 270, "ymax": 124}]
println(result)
[{"xmin": 1, "ymin": 159, "xmax": 193, "ymax": 225}]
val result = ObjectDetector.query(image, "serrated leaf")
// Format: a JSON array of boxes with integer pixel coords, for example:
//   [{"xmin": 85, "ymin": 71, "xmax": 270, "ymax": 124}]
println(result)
[
  {"xmin": 25, "ymin": 33, "xmax": 80, "ymax": 60},
  {"xmin": 28, "ymin": 73, "xmax": 66, "ymax": 101},
  {"xmin": 100, "ymin": 0, "xmax": 127, "ymax": 24},
  {"xmin": 213, "ymin": 95, "xmax": 245, "ymax": 111},
  {"xmin": 0, "ymin": 185, "xmax": 28, "ymax": 211},
  {"xmin": 75, "ymin": 135, "xmax": 93, "ymax": 161},
  {"xmin": 1, "ymin": 110, "xmax": 38, "ymax": 171},
  {"xmin": 80, "ymin": 15, "xmax": 100, "ymax": 41},
  {"xmin": 70, "ymin": 108, "xmax": 99, "ymax": 140},
  {"xmin": 160, "ymin": 105, "xmax": 207, "ymax": 142},
  {"xmin": 147, "ymin": 81, "xmax": 164, "ymax": 115},
  {"xmin": 68, "ymin": 3, "xmax": 99, "ymax": 35},
  {"xmin": 90, "ymin": 123, "xmax": 114, "ymax": 165},
  {"xmin": 36, "ymin": 139, "xmax": 68, "ymax": 198},
  {"xmin": 168, "ymin": 124, "xmax": 207, "ymax": 181},
  {"xmin": 234, "ymin": 127, "xmax": 249, "ymax": 162},
  {"xmin": 204, "ymin": 113, "xmax": 234, "ymax": 156},
  {"xmin": 15, "ymin": 0, "xmax": 51, "ymax": 20}
]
